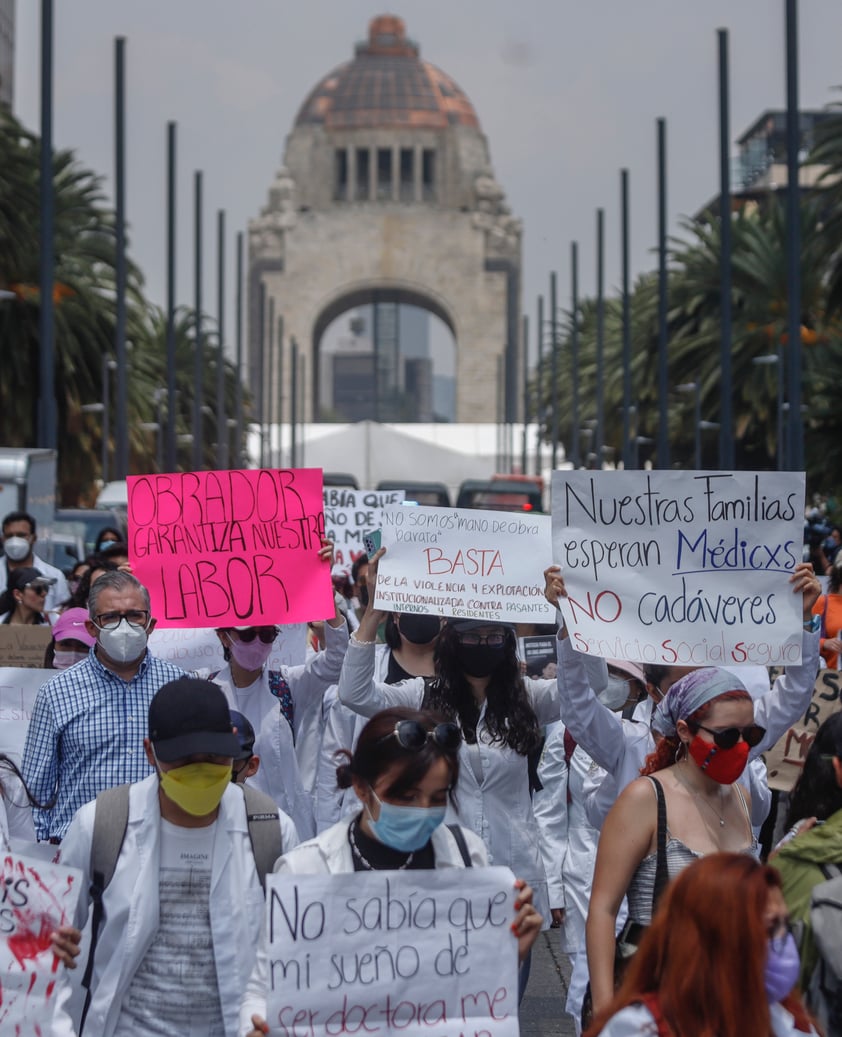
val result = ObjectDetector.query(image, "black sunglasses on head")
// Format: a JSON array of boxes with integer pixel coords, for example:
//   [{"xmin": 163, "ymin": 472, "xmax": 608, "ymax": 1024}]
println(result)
[
  {"xmin": 689, "ymin": 721, "xmax": 766, "ymax": 750},
  {"xmin": 378, "ymin": 719, "xmax": 462, "ymax": 752},
  {"xmin": 234, "ymin": 627, "xmax": 278, "ymax": 644}
]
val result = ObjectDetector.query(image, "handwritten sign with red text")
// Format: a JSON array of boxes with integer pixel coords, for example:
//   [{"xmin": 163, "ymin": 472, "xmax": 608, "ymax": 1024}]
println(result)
[
  {"xmin": 128, "ymin": 469, "xmax": 334, "ymax": 628},
  {"xmin": 264, "ymin": 867, "xmax": 520, "ymax": 1037},
  {"xmin": 323, "ymin": 487, "xmax": 405, "ymax": 571},
  {"xmin": 373, "ymin": 506, "xmax": 554, "ymax": 622},
  {"xmin": 765, "ymin": 669, "xmax": 842, "ymax": 792},
  {"xmin": 0, "ymin": 853, "xmax": 81, "ymax": 1029},
  {"xmin": 551, "ymin": 470, "xmax": 806, "ymax": 667}
]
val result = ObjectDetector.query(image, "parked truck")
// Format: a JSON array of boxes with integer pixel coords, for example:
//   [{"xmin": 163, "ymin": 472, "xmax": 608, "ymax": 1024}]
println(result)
[{"xmin": 0, "ymin": 448, "xmax": 57, "ymax": 558}]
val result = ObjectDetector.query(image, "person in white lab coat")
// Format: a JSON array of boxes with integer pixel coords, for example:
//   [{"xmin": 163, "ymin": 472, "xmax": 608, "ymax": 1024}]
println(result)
[
  {"xmin": 241, "ymin": 706, "xmax": 543, "ymax": 1037},
  {"xmin": 337, "ymin": 550, "xmax": 558, "ymax": 931},
  {"xmin": 52, "ymin": 678, "xmax": 290, "ymax": 1037}
]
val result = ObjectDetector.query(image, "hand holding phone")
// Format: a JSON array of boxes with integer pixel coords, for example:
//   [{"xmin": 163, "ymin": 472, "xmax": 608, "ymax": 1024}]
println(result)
[{"xmin": 363, "ymin": 530, "xmax": 382, "ymax": 560}]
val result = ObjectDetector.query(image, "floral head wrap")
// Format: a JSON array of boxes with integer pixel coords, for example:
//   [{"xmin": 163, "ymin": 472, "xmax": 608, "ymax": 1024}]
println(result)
[{"xmin": 652, "ymin": 667, "xmax": 748, "ymax": 738}]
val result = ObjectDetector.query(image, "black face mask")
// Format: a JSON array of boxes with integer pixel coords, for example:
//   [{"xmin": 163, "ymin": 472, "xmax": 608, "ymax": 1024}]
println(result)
[
  {"xmin": 454, "ymin": 643, "xmax": 506, "ymax": 678},
  {"xmin": 358, "ymin": 585, "xmax": 369, "ymax": 608},
  {"xmin": 398, "ymin": 613, "xmax": 440, "ymax": 645}
]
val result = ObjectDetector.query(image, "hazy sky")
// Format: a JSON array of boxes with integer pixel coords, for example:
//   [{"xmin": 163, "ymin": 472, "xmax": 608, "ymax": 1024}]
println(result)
[{"xmin": 13, "ymin": 1, "xmax": 842, "ymax": 363}]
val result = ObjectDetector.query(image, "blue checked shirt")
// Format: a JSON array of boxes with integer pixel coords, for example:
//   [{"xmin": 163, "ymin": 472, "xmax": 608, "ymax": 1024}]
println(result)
[{"xmin": 22, "ymin": 647, "xmax": 187, "ymax": 840}]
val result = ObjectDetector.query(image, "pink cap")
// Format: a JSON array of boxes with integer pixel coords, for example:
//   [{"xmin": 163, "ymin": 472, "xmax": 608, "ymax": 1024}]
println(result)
[
  {"xmin": 52, "ymin": 608, "xmax": 96, "ymax": 647},
  {"xmin": 605, "ymin": 658, "xmax": 646, "ymax": 686}
]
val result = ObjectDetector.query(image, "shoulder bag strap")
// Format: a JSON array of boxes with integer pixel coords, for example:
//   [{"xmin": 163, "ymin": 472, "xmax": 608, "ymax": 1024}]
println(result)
[
  {"xmin": 241, "ymin": 784, "xmax": 283, "ymax": 890},
  {"xmin": 80, "ymin": 784, "xmax": 130, "ymax": 1033},
  {"xmin": 447, "ymin": 824, "xmax": 473, "ymax": 867},
  {"xmin": 649, "ymin": 776, "xmax": 669, "ymax": 913}
]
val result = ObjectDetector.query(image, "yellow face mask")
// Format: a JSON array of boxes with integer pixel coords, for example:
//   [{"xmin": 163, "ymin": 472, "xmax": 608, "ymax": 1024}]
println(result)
[{"xmin": 158, "ymin": 761, "xmax": 232, "ymax": 817}]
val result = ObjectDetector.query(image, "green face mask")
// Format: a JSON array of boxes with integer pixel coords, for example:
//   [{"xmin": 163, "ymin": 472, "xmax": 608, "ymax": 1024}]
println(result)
[{"xmin": 157, "ymin": 761, "xmax": 232, "ymax": 817}]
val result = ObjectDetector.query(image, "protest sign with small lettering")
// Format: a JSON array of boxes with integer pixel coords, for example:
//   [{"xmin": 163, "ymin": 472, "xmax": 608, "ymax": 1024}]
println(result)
[
  {"xmin": 323, "ymin": 487, "xmax": 405, "ymax": 570},
  {"xmin": 373, "ymin": 506, "xmax": 554, "ymax": 622},
  {"xmin": 0, "ymin": 668, "xmax": 53, "ymax": 764},
  {"xmin": 128, "ymin": 468, "xmax": 334, "ymax": 628},
  {"xmin": 0, "ymin": 626, "xmax": 53, "ymax": 668},
  {"xmin": 552, "ymin": 470, "xmax": 806, "ymax": 667},
  {"xmin": 264, "ymin": 867, "xmax": 519, "ymax": 1037},
  {"xmin": 0, "ymin": 852, "xmax": 81, "ymax": 1029},
  {"xmin": 765, "ymin": 669, "xmax": 842, "ymax": 791}
]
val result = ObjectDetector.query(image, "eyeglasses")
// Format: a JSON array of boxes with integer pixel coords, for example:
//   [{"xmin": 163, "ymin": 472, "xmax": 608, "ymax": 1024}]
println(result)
[
  {"xmin": 689, "ymin": 721, "xmax": 766, "ymax": 749},
  {"xmin": 767, "ymin": 917, "xmax": 793, "ymax": 953},
  {"xmin": 233, "ymin": 627, "xmax": 278, "ymax": 644},
  {"xmin": 379, "ymin": 720, "xmax": 462, "ymax": 752},
  {"xmin": 24, "ymin": 583, "xmax": 49, "ymax": 595},
  {"xmin": 456, "ymin": 631, "xmax": 506, "ymax": 648},
  {"xmin": 93, "ymin": 610, "xmax": 150, "ymax": 631}
]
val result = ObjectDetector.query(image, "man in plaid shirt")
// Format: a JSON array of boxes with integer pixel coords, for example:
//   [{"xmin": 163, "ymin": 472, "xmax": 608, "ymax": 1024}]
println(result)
[{"xmin": 22, "ymin": 570, "xmax": 187, "ymax": 841}]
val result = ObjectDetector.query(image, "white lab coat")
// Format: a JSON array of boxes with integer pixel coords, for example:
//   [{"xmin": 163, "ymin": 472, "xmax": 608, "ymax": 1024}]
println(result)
[
  {"xmin": 52, "ymin": 775, "xmax": 285, "ymax": 1037},
  {"xmin": 337, "ymin": 636, "xmax": 559, "ymax": 921},
  {"xmin": 201, "ymin": 619, "xmax": 348, "ymax": 839},
  {"xmin": 556, "ymin": 631, "xmax": 820, "ymax": 829},
  {"xmin": 238, "ymin": 816, "xmax": 488, "ymax": 1034}
]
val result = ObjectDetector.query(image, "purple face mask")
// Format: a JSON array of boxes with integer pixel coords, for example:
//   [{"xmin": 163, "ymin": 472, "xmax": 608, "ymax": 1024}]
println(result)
[
  {"xmin": 764, "ymin": 931, "xmax": 800, "ymax": 1003},
  {"xmin": 227, "ymin": 635, "xmax": 274, "ymax": 672}
]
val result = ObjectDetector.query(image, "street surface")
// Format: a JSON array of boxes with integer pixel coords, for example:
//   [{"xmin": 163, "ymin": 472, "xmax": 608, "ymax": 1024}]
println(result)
[{"xmin": 520, "ymin": 934, "xmax": 577, "ymax": 1037}]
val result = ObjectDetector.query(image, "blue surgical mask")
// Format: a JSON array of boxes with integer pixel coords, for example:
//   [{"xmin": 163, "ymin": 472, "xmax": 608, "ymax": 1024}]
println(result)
[
  {"xmin": 366, "ymin": 790, "xmax": 446, "ymax": 852},
  {"xmin": 764, "ymin": 932, "xmax": 800, "ymax": 1002}
]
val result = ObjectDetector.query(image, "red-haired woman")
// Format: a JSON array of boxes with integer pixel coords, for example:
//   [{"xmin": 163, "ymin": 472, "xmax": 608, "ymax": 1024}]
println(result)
[
  {"xmin": 586, "ymin": 853, "xmax": 816, "ymax": 1036},
  {"xmin": 586, "ymin": 667, "xmax": 764, "ymax": 1016}
]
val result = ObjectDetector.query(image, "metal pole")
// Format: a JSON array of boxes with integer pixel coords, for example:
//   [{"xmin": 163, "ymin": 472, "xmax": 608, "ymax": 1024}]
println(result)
[
  {"xmin": 785, "ymin": 0, "xmax": 803, "ymax": 471},
  {"xmin": 521, "ymin": 313, "xmax": 529, "ymax": 475},
  {"xmin": 290, "ymin": 337, "xmax": 298, "ymax": 468},
  {"xmin": 38, "ymin": 0, "xmax": 56, "ymax": 450},
  {"xmin": 114, "ymin": 36, "xmax": 128, "ymax": 479},
  {"xmin": 257, "ymin": 283, "xmax": 265, "ymax": 468},
  {"xmin": 535, "ymin": 295, "xmax": 544, "ymax": 476},
  {"xmin": 657, "ymin": 117, "xmax": 669, "ymax": 469},
  {"xmin": 235, "ymin": 231, "xmax": 243, "ymax": 467},
  {"xmin": 621, "ymin": 170, "xmax": 632, "ymax": 469},
  {"xmin": 267, "ymin": 297, "xmax": 275, "ymax": 466},
  {"xmin": 695, "ymin": 383, "xmax": 702, "ymax": 470},
  {"xmin": 570, "ymin": 241, "xmax": 580, "ymax": 468},
  {"xmin": 718, "ymin": 28, "xmax": 734, "ymax": 468},
  {"xmin": 216, "ymin": 210, "xmax": 227, "ymax": 469},
  {"xmin": 595, "ymin": 209, "xmax": 605, "ymax": 467},
  {"xmin": 165, "ymin": 121, "xmax": 177, "ymax": 472},
  {"xmin": 550, "ymin": 272, "xmax": 559, "ymax": 470},
  {"xmin": 192, "ymin": 171, "xmax": 203, "ymax": 471},
  {"xmin": 282, "ymin": 313, "xmax": 288, "ymax": 464},
  {"xmin": 777, "ymin": 343, "xmax": 786, "ymax": 470},
  {"xmin": 102, "ymin": 355, "xmax": 110, "ymax": 484}
]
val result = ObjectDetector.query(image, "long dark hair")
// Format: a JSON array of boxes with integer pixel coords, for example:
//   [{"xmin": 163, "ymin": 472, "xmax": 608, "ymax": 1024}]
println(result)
[
  {"xmin": 785, "ymin": 712, "xmax": 842, "ymax": 827},
  {"xmin": 336, "ymin": 707, "xmax": 460, "ymax": 802},
  {"xmin": 59, "ymin": 555, "xmax": 118, "ymax": 610},
  {"xmin": 427, "ymin": 623, "xmax": 541, "ymax": 755}
]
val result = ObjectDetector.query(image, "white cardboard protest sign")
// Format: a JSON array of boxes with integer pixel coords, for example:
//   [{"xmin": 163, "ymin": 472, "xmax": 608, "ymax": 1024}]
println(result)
[
  {"xmin": 149, "ymin": 624, "xmax": 307, "ymax": 672},
  {"xmin": 322, "ymin": 488, "xmax": 405, "ymax": 572},
  {"xmin": 0, "ymin": 852, "xmax": 82, "ymax": 1030},
  {"xmin": 374, "ymin": 506, "xmax": 554, "ymax": 622},
  {"xmin": 265, "ymin": 867, "xmax": 519, "ymax": 1037},
  {"xmin": 0, "ymin": 668, "xmax": 54, "ymax": 764},
  {"xmin": 551, "ymin": 470, "xmax": 805, "ymax": 667}
]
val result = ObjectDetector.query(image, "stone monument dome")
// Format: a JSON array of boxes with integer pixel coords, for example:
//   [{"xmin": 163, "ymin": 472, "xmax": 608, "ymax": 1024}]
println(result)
[
  {"xmin": 294, "ymin": 15, "xmax": 480, "ymax": 132},
  {"xmin": 249, "ymin": 15, "xmax": 522, "ymax": 426}
]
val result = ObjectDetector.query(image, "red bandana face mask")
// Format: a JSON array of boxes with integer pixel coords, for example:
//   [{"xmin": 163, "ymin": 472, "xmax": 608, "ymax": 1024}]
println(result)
[{"xmin": 687, "ymin": 735, "xmax": 749, "ymax": 785}]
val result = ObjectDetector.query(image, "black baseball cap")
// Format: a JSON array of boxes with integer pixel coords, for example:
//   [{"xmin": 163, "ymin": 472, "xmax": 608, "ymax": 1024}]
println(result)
[
  {"xmin": 8, "ymin": 567, "xmax": 56, "ymax": 592},
  {"xmin": 229, "ymin": 709, "xmax": 256, "ymax": 760},
  {"xmin": 148, "ymin": 678, "xmax": 241, "ymax": 762}
]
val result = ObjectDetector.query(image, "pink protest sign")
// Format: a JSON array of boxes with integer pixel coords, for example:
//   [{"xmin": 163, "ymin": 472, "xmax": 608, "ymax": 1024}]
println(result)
[
  {"xmin": 0, "ymin": 852, "xmax": 82, "ymax": 1030},
  {"xmin": 128, "ymin": 468, "xmax": 334, "ymax": 628}
]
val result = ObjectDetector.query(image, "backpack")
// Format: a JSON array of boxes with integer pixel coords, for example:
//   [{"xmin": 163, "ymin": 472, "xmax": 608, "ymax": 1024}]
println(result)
[
  {"xmin": 79, "ymin": 782, "xmax": 283, "ymax": 1031},
  {"xmin": 808, "ymin": 863, "xmax": 842, "ymax": 1036}
]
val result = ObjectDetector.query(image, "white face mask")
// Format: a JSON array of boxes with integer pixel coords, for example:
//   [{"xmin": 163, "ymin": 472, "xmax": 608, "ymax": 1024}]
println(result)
[
  {"xmin": 3, "ymin": 536, "xmax": 31, "ymax": 562},
  {"xmin": 98, "ymin": 618, "xmax": 149, "ymax": 665},
  {"xmin": 53, "ymin": 649, "xmax": 88, "ymax": 670}
]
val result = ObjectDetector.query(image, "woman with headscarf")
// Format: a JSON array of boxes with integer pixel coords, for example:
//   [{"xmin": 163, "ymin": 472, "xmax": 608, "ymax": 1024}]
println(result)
[{"xmin": 585, "ymin": 666, "xmax": 764, "ymax": 1017}]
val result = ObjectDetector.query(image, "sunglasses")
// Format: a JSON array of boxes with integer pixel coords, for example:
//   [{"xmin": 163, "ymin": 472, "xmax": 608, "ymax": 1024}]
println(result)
[
  {"xmin": 233, "ymin": 627, "xmax": 278, "ymax": 644},
  {"xmin": 689, "ymin": 721, "xmax": 766, "ymax": 749},
  {"xmin": 379, "ymin": 720, "xmax": 462, "ymax": 752},
  {"xmin": 25, "ymin": 583, "xmax": 49, "ymax": 594}
]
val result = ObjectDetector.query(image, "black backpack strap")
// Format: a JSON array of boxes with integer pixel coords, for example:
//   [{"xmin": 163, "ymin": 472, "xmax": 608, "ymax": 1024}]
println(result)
[
  {"xmin": 241, "ymin": 784, "xmax": 283, "ymax": 890},
  {"xmin": 447, "ymin": 824, "xmax": 473, "ymax": 867},
  {"xmin": 80, "ymin": 784, "xmax": 130, "ymax": 1033},
  {"xmin": 649, "ymin": 776, "xmax": 669, "ymax": 913}
]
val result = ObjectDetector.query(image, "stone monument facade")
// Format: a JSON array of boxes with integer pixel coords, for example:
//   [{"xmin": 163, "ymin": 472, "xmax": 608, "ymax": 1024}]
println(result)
[{"xmin": 248, "ymin": 15, "xmax": 522, "ymax": 424}]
